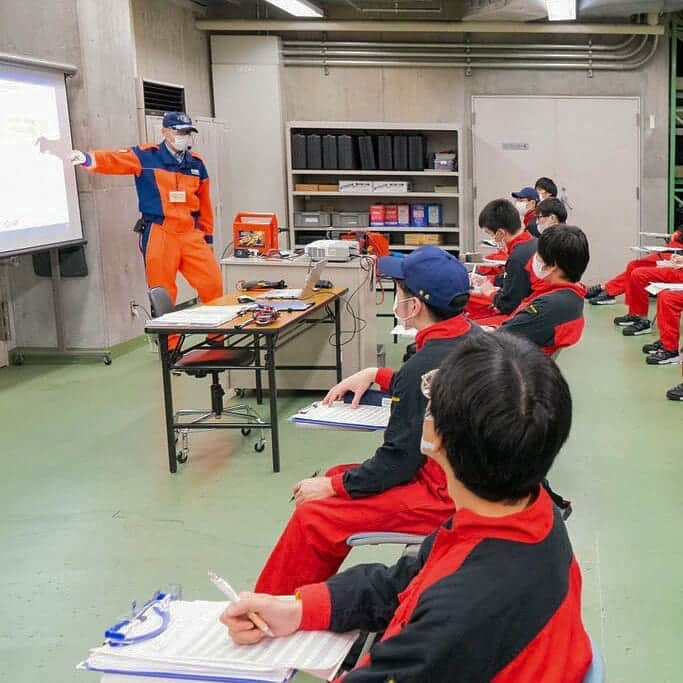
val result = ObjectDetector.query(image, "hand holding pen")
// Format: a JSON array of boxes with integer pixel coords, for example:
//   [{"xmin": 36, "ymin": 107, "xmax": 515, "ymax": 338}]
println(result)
[{"xmin": 209, "ymin": 572, "xmax": 273, "ymax": 637}]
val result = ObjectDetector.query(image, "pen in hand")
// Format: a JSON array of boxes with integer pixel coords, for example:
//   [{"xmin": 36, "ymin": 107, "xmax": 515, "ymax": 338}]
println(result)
[
  {"xmin": 290, "ymin": 468, "xmax": 322, "ymax": 502},
  {"xmin": 208, "ymin": 571, "xmax": 273, "ymax": 637}
]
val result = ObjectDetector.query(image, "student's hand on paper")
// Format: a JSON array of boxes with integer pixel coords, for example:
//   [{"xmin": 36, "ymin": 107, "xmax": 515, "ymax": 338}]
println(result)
[
  {"xmin": 323, "ymin": 367, "xmax": 377, "ymax": 408},
  {"xmin": 671, "ymin": 254, "xmax": 683, "ymax": 268},
  {"xmin": 478, "ymin": 279, "xmax": 496, "ymax": 297},
  {"xmin": 293, "ymin": 476, "xmax": 334, "ymax": 506},
  {"xmin": 220, "ymin": 592, "xmax": 302, "ymax": 645}
]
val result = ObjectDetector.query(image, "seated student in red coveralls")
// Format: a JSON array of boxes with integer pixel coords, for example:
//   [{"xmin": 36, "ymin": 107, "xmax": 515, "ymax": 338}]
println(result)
[
  {"xmin": 467, "ymin": 199, "xmax": 537, "ymax": 320},
  {"xmin": 254, "ymin": 246, "xmax": 481, "ymax": 595},
  {"xmin": 585, "ymin": 226, "xmax": 683, "ymax": 306},
  {"xmin": 512, "ymin": 185, "xmax": 540, "ymax": 235},
  {"xmin": 222, "ymin": 332, "xmax": 593, "ymax": 683},
  {"xmin": 481, "ymin": 225, "xmax": 589, "ymax": 356},
  {"xmin": 641, "ymin": 262, "xmax": 683, "ymax": 366},
  {"xmin": 613, "ymin": 253, "xmax": 683, "ymax": 338}
]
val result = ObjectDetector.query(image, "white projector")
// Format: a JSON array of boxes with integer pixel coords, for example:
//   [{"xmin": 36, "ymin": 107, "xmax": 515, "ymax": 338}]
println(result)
[{"xmin": 304, "ymin": 239, "xmax": 359, "ymax": 262}]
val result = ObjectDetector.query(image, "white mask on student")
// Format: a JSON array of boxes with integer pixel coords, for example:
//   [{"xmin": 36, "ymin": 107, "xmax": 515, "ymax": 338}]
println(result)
[
  {"xmin": 515, "ymin": 201, "xmax": 527, "ymax": 215},
  {"xmin": 172, "ymin": 135, "xmax": 191, "ymax": 152},
  {"xmin": 393, "ymin": 296, "xmax": 417, "ymax": 325},
  {"xmin": 420, "ymin": 436, "xmax": 436, "ymax": 455},
  {"xmin": 532, "ymin": 254, "xmax": 551, "ymax": 280}
]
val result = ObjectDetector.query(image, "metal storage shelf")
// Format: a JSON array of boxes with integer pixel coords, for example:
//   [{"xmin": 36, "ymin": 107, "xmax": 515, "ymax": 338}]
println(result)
[
  {"xmin": 295, "ymin": 243, "xmax": 460, "ymax": 252},
  {"xmin": 286, "ymin": 121, "xmax": 464, "ymax": 255},
  {"xmin": 292, "ymin": 191, "xmax": 459, "ymax": 198},
  {"xmin": 293, "ymin": 226, "xmax": 459, "ymax": 233},
  {"xmin": 291, "ymin": 169, "xmax": 459, "ymax": 177}
]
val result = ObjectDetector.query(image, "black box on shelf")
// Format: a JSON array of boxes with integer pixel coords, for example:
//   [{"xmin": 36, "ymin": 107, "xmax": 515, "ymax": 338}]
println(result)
[
  {"xmin": 378, "ymin": 135, "xmax": 393, "ymax": 170},
  {"xmin": 323, "ymin": 134, "xmax": 338, "ymax": 169},
  {"xmin": 408, "ymin": 135, "xmax": 425, "ymax": 171},
  {"xmin": 306, "ymin": 134, "xmax": 322, "ymax": 169},
  {"xmin": 338, "ymin": 134, "xmax": 356, "ymax": 170},
  {"xmin": 393, "ymin": 135, "xmax": 408, "ymax": 171},
  {"xmin": 358, "ymin": 135, "xmax": 377, "ymax": 171},
  {"xmin": 292, "ymin": 133, "xmax": 307, "ymax": 169}
]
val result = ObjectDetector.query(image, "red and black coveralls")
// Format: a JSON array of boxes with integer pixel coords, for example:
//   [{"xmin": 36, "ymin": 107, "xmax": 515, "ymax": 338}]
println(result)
[
  {"xmin": 254, "ymin": 316, "xmax": 481, "ymax": 595},
  {"xmin": 297, "ymin": 486, "xmax": 592, "ymax": 682},
  {"xmin": 603, "ymin": 229, "xmax": 683, "ymax": 301}
]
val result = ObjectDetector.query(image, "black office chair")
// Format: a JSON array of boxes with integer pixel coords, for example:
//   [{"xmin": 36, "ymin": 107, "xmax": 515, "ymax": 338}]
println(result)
[{"xmin": 148, "ymin": 286, "xmax": 267, "ymax": 463}]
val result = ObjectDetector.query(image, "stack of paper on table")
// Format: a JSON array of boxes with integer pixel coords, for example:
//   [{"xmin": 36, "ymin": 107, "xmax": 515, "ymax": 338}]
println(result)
[
  {"xmin": 146, "ymin": 306, "xmax": 247, "ymax": 328},
  {"xmin": 390, "ymin": 323, "xmax": 417, "ymax": 338},
  {"xmin": 79, "ymin": 600, "xmax": 358, "ymax": 682}
]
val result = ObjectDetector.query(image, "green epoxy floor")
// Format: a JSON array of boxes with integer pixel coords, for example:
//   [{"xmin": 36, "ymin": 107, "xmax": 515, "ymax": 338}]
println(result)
[{"xmin": 1, "ymin": 303, "xmax": 681, "ymax": 683}]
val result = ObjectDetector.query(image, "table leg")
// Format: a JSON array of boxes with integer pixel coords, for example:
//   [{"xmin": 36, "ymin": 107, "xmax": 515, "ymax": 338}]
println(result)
[
  {"xmin": 334, "ymin": 298, "xmax": 343, "ymax": 382},
  {"xmin": 265, "ymin": 335, "xmax": 280, "ymax": 473},
  {"xmin": 254, "ymin": 334, "xmax": 263, "ymax": 405},
  {"xmin": 159, "ymin": 334, "xmax": 177, "ymax": 474}
]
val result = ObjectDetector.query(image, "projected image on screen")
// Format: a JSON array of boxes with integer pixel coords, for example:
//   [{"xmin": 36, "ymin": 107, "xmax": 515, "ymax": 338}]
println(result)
[{"xmin": 0, "ymin": 63, "xmax": 83, "ymax": 256}]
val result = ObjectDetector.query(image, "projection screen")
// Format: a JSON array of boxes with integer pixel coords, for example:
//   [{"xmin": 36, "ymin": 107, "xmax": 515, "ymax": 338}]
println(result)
[{"xmin": 0, "ymin": 60, "xmax": 83, "ymax": 256}]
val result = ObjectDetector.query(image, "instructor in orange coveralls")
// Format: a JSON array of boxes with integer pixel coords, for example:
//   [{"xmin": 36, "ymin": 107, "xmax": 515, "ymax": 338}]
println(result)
[{"xmin": 70, "ymin": 111, "xmax": 223, "ymax": 313}]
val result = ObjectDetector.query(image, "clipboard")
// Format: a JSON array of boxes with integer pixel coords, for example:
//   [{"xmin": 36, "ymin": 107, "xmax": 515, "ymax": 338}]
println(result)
[{"xmin": 290, "ymin": 390, "xmax": 392, "ymax": 432}]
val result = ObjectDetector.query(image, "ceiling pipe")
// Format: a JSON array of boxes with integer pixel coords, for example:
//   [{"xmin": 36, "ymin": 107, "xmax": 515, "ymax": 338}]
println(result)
[
  {"xmin": 195, "ymin": 19, "xmax": 665, "ymax": 35},
  {"xmin": 281, "ymin": 34, "xmax": 659, "ymax": 70},
  {"xmin": 282, "ymin": 35, "xmax": 650, "ymax": 61},
  {"xmin": 282, "ymin": 34, "xmax": 639, "ymax": 51}
]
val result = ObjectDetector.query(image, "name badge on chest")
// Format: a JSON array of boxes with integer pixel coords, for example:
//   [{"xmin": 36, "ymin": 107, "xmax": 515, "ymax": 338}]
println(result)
[{"xmin": 169, "ymin": 190, "xmax": 187, "ymax": 203}]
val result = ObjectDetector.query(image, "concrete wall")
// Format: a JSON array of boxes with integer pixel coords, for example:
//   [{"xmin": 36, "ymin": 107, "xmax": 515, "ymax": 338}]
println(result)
[
  {"xmin": 131, "ymin": 0, "xmax": 213, "ymax": 119},
  {"xmin": 2, "ymin": 0, "xmax": 213, "ymax": 352},
  {"xmin": 281, "ymin": 38, "xmax": 670, "ymax": 251}
]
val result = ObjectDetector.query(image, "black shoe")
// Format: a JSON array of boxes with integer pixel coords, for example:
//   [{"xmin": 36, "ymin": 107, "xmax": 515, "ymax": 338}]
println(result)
[
  {"xmin": 666, "ymin": 383, "xmax": 683, "ymax": 401},
  {"xmin": 585, "ymin": 285, "xmax": 603, "ymax": 300},
  {"xmin": 623, "ymin": 319, "xmax": 652, "ymax": 336},
  {"xmin": 589, "ymin": 291, "xmax": 617, "ymax": 306},
  {"xmin": 646, "ymin": 348, "xmax": 680, "ymax": 365},
  {"xmin": 642, "ymin": 339, "xmax": 663, "ymax": 354},
  {"xmin": 614, "ymin": 313, "xmax": 642, "ymax": 327}
]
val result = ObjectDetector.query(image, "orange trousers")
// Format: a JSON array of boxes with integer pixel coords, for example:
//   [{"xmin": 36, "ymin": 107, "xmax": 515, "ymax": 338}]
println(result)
[{"xmin": 140, "ymin": 224, "xmax": 223, "ymax": 304}]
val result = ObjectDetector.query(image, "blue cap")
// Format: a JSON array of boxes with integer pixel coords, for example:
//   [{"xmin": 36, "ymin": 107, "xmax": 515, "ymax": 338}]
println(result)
[
  {"xmin": 378, "ymin": 246, "xmax": 470, "ymax": 312},
  {"xmin": 511, "ymin": 186, "xmax": 540, "ymax": 202},
  {"xmin": 162, "ymin": 112, "xmax": 198, "ymax": 132}
]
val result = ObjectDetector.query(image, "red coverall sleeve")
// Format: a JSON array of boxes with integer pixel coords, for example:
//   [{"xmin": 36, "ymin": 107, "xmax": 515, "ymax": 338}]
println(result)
[{"xmin": 87, "ymin": 148, "xmax": 142, "ymax": 176}]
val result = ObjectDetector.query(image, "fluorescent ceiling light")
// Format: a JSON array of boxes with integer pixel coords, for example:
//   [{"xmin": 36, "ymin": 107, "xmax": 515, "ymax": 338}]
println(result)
[
  {"xmin": 545, "ymin": 0, "xmax": 576, "ymax": 21},
  {"xmin": 264, "ymin": 0, "xmax": 324, "ymax": 18}
]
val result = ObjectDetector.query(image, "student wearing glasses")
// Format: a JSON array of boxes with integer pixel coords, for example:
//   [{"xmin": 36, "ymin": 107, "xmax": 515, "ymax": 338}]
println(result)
[
  {"xmin": 254, "ymin": 247, "xmax": 481, "ymax": 595},
  {"xmin": 222, "ymin": 333, "xmax": 592, "ymax": 682}
]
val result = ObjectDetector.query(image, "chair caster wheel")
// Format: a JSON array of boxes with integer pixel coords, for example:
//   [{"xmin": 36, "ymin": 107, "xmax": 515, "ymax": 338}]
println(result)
[
  {"xmin": 254, "ymin": 441, "xmax": 265, "ymax": 453},
  {"xmin": 177, "ymin": 451, "xmax": 188, "ymax": 463},
  {"xmin": 235, "ymin": 388, "xmax": 246, "ymax": 398},
  {"xmin": 103, "ymin": 354, "xmax": 112, "ymax": 365},
  {"xmin": 241, "ymin": 428, "xmax": 252, "ymax": 436}
]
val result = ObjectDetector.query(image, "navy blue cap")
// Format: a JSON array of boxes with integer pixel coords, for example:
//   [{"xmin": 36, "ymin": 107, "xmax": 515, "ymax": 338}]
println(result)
[
  {"xmin": 378, "ymin": 246, "xmax": 470, "ymax": 312},
  {"xmin": 162, "ymin": 112, "xmax": 198, "ymax": 132},
  {"xmin": 511, "ymin": 186, "xmax": 540, "ymax": 202}
]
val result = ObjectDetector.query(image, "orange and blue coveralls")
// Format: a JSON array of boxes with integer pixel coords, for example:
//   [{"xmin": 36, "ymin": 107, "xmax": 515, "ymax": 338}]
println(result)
[{"xmin": 82, "ymin": 142, "xmax": 223, "ymax": 304}]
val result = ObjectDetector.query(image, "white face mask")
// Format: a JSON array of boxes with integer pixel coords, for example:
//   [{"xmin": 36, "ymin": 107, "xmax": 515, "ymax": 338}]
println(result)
[
  {"xmin": 532, "ymin": 254, "xmax": 551, "ymax": 280},
  {"xmin": 515, "ymin": 200, "xmax": 527, "ymax": 215},
  {"xmin": 537, "ymin": 218, "xmax": 554, "ymax": 234},
  {"xmin": 420, "ymin": 436, "xmax": 435, "ymax": 455},
  {"xmin": 393, "ymin": 296, "xmax": 416, "ymax": 325},
  {"xmin": 171, "ymin": 134, "xmax": 191, "ymax": 152}
]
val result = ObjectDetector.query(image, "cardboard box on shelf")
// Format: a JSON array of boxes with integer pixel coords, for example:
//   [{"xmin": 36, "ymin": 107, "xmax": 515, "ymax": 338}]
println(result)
[
  {"xmin": 318, "ymin": 183, "xmax": 339, "ymax": 192},
  {"xmin": 295, "ymin": 184, "xmax": 320, "ymax": 192},
  {"xmin": 404, "ymin": 233, "xmax": 444, "ymax": 246},
  {"xmin": 372, "ymin": 181, "xmax": 412, "ymax": 193},
  {"xmin": 434, "ymin": 185, "xmax": 458, "ymax": 194}
]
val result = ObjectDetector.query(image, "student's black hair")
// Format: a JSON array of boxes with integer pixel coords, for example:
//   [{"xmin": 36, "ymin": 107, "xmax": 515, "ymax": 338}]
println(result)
[
  {"xmin": 478, "ymin": 199, "xmax": 522, "ymax": 235},
  {"xmin": 430, "ymin": 332, "xmax": 572, "ymax": 503},
  {"xmin": 396, "ymin": 280, "xmax": 469, "ymax": 322},
  {"xmin": 538, "ymin": 224, "xmax": 589, "ymax": 283},
  {"xmin": 536, "ymin": 198, "xmax": 568, "ymax": 223},
  {"xmin": 535, "ymin": 177, "xmax": 558, "ymax": 197}
]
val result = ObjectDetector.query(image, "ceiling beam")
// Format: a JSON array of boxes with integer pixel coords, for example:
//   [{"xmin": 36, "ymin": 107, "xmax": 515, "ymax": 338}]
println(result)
[{"xmin": 195, "ymin": 19, "xmax": 665, "ymax": 35}]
